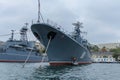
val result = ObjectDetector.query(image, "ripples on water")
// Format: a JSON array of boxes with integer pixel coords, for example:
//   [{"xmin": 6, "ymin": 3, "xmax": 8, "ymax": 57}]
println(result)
[{"xmin": 0, "ymin": 63, "xmax": 120, "ymax": 80}]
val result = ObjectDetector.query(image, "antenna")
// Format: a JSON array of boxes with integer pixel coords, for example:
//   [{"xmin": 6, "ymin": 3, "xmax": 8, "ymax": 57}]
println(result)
[{"xmin": 37, "ymin": 0, "xmax": 40, "ymax": 23}]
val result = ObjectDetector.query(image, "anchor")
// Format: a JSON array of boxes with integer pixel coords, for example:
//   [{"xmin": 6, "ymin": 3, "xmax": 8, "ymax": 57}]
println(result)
[{"xmin": 71, "ymin": 57, "xmax": 78, "ymax": 65}]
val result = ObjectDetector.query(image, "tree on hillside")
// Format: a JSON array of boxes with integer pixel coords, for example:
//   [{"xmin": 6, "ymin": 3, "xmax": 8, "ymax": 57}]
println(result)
[
  {"xmin": 101, "ymin": 46, "xmax": 107, "ymax": 52},
  {"xmin": 110, "ymin": 48, "xmax": 120, "ymax": 61},
  {"xmin": 112, "ymin": 53, "xmax": 120, "ymax": 61},
  {"xmin": 90, "ymin": 45, "xmax": 99, "ymax": 52}
]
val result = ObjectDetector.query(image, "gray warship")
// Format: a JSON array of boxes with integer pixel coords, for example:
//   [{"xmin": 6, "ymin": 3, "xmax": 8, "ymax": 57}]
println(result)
[
  {"xmin": 0, "ymin": 24, "xmax": 48, "ymax": 63},
  {"xmin": 31, "ymin": 0, "xmax": 92, "ymax": 66},
  {"xmin": 31, "ymin": 21, "xmax": 92, "ymax": 65}
]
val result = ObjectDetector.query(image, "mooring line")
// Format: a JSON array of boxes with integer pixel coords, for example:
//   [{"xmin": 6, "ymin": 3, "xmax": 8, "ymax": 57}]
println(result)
[
  {"xmin": 40, "ymin": 36, "xmax": 52, "ymax": 67},
  {"xmin": 22, "ymin": 48, "xmax": 34, "ymax": 68}
]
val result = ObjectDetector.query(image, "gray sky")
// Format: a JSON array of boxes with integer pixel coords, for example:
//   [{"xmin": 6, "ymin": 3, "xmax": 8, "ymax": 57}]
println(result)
[{"xmin": 0, "ymin": 0, "xmax": 120, "ymax": 44}]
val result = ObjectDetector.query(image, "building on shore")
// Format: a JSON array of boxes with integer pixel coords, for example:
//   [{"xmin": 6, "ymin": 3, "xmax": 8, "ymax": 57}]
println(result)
[
  {"xmin": 97, "ymin": 43, "xmax": 120, "ymax": 49},
  {"xmin": 92, "ymin": 52, "xmax": 116, "ymax": 63}
]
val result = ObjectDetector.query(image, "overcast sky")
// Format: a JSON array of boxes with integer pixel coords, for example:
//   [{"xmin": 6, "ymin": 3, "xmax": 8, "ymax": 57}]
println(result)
[{"xmin": 0, "ymin": 0, "xmax": 120, "ymax": 44}]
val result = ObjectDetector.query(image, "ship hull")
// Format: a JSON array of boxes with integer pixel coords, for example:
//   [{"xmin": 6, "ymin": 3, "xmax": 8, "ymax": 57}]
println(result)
[
  {"xmin": 0, "ymin": 53, "xmax": 48, "ymax": 63},
  {"xmin": 31, "ymin": 24, "xmax": 92, "ymax": 65}
]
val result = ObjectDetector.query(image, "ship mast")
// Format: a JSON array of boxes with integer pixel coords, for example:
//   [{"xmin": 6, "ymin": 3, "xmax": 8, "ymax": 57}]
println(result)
[
  {"xmin": 37, "ymin": 0, "xmax": 44, "ymax": 23},
  {"xmin": 37, "ymin": 0, "xmax": 40, "ymax": 23},
  {"xmin": 10, "ymin": 30, "xmax": 14, "ymax": 41},
  {"xmin": 20, "ymin": 23, "xmax": 28, "ymax": 42},
  {"xmin": 72, "ymin": 21, "xmax": 83, "ymax": 37}
]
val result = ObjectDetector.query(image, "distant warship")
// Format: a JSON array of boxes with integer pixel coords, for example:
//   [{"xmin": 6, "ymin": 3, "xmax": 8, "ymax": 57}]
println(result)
[
  {"xmin": 0, "ymin": 24, "xmax": 48, "ymax": 62},
  {"xmin": 31, "ymin": 0, "xmax": 92, "ymax": 65}
]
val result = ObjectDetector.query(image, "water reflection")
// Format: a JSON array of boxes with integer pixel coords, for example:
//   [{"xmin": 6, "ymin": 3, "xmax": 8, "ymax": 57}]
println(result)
[{"xmin": 31, "ymin": 65, "xmax": 87, "ymax": 80}]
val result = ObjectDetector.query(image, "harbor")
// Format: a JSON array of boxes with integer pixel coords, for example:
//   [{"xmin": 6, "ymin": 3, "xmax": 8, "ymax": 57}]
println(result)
[{"xmin": 0, "ymin": 0, "xmax": 120, "ymax": 80}]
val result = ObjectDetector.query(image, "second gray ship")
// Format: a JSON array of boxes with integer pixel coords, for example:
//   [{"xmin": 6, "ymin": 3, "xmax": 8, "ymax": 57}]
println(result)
[{"xmin": 0, "ymin": 24, "xmax": 48, "ymax": 63}]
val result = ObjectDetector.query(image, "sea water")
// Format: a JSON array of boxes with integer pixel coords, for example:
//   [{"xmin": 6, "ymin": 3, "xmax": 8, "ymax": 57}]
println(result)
[{"xmin": 0, "ymin": 63, "xmax": 120, "ymax": 80}]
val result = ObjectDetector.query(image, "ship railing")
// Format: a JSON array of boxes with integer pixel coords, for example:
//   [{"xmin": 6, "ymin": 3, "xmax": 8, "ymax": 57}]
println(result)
[
  {"xmin": 32, "ymin": 19, "xmax": 70, "ymax": 36},
  {"xmin": 46, "ymin": 19, "xmax": 70, "ymax": 35}
]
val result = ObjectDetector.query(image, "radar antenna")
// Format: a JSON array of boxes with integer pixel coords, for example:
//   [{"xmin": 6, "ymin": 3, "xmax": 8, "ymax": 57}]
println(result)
[{"xmin": 72, "ymin": 21, "xmax": 83, "ymax": 28}]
